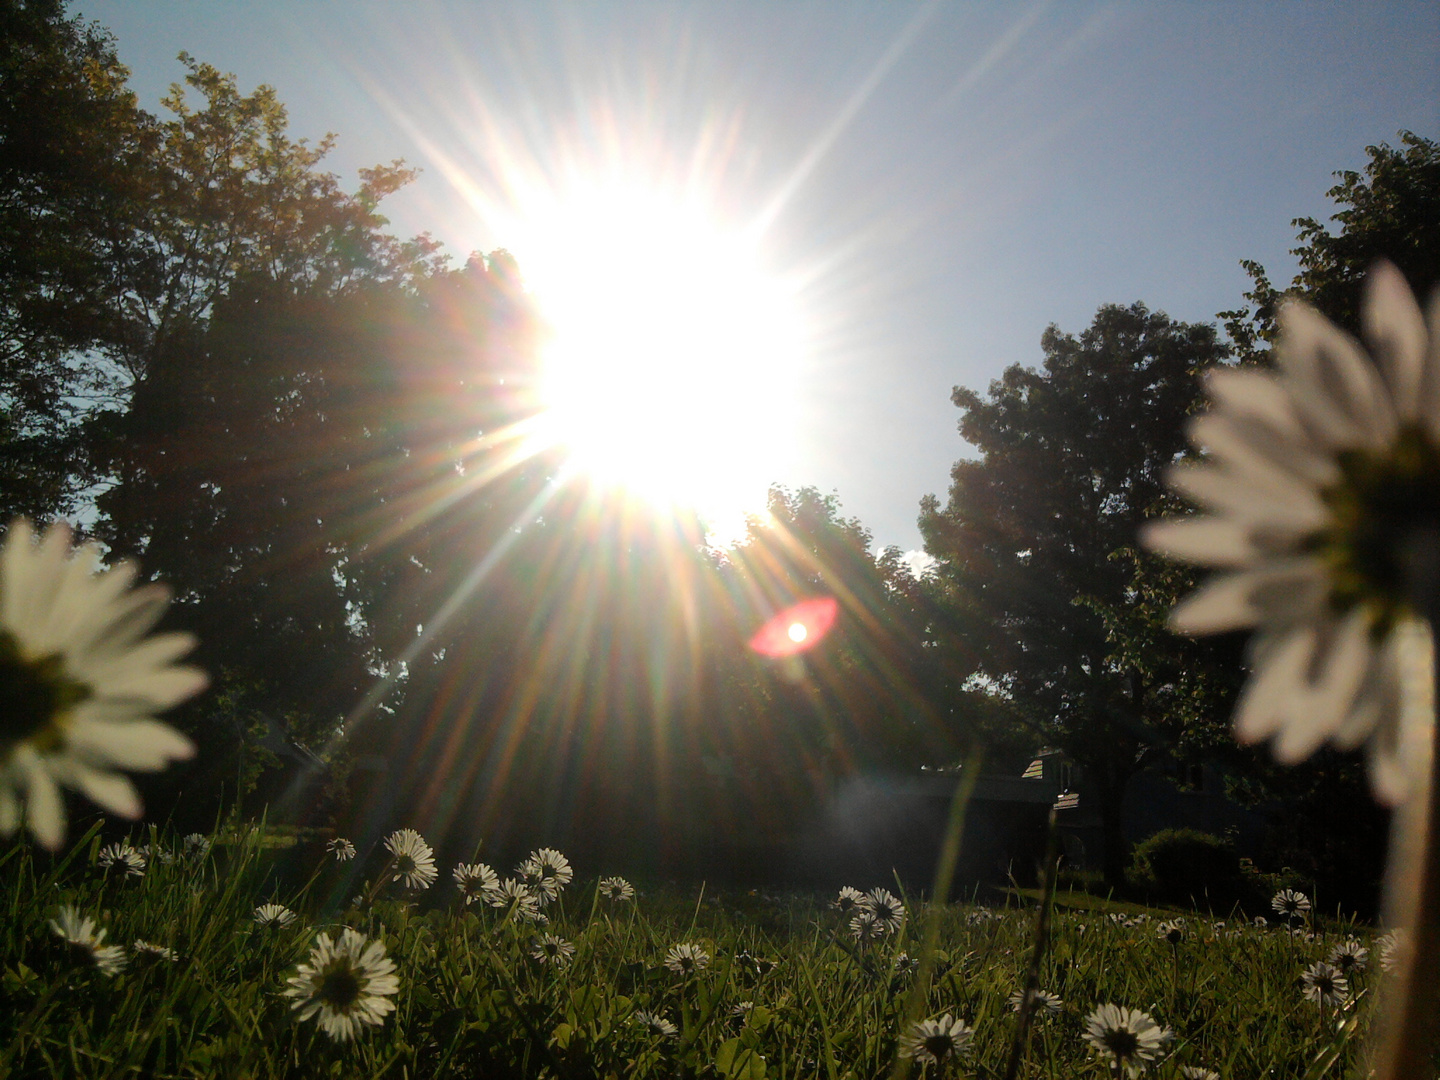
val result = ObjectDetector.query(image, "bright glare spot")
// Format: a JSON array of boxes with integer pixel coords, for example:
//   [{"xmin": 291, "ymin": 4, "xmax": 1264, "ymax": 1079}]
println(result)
[
  {"xmin": 516, "ymin": 179, "xmax": 806, "ymax": 535},
  {"xmin": 787, "ymin": 622, "xmax": 808, "ymax": 643}
]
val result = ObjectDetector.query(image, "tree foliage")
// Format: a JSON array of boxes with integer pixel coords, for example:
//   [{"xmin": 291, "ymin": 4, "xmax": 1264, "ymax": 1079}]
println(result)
[{"xmin": 920, "ymin": 303, "xmax": 1233, "ymax": 883}]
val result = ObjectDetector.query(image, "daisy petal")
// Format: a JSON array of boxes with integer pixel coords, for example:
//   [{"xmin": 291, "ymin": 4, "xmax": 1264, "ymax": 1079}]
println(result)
[{"xmin": 1364, "ymin": 261, "xmax": 1427, "ymax": 419}]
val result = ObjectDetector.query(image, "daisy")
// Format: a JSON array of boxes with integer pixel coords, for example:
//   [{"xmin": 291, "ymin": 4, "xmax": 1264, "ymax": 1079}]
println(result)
[
  {"xmin": 598, "ymin": 875, "xmax": 635, "ymax": 901},
  {"xmin": 49, "ymin": 905, "xmax": 126, "ymax": 976},
  {"xmin": 1329, "ymin": 938, "xmax": 1369, "ymax": 974},
  {"xmin": 0, "ymin": 518, "xmax": 206, "ymax": 849},
  {"xmin": 1008, "ymin": 988, "xmax": 1064, "ymax": 1016},
  {"xmin": 1378, "ymin": 929, "xmax": 1407, "ymax": 972},
  {"xmin": 898, "ymin": 1013, "xmax": 973, "ymax": 1066},
  {"xmin": 664, "ymin": 943, "xmax": 711, "ymax": 975},
  {"xmin": 862, "ymin": 888, "xmax": 905, "ymax": 933},
  {"xmin": 851, "ymin": 911, "xmax": 884, "ymax": 942},
  {"xmin": 1156, "ymin": 920, "xmax": 1186, "ymax": 946},
  {"xmin": 326, "ymin": 837, "xmax": 356, "ymax": 862},
  {"xmin": 284, "ymin": 928, "xmax": 399, "ymax": 1042},
  {"xmin": 833, "ymin": 886, "xmax": 866, "ymax": 916},
  {"xmin": 893, "ymin": 952, "xmax": 920, "ymax": 975},
  {"xmin": 530, "ymin": 933, "xmax": 576, "ymax": 966},
  {"xmin": 1252, "ymin": 915, "xmax": 1269, "ymax": 929},
  {"xmin": 97, "ymin": 841, "xmax": 145, "ymax": 878},
  {"xmin": 1142, "ymin": 264, "xmax": 1440, "ymax": 805},
  {"xmin": 131, "ymin": 939, "xmax": 177, "ymax": 966},
  {"xmin": 1301, "ymin": 960, "xmax": 1349, "ymax": 1006},
  {"xmin": 634, "ymin": 1009, "xmax": 678, "ymax": 1038},
  {"xmin": 1272, "ymin": 889, "xmax": 1311, "ymax": 920},
  {"xmin": 384, "ymin": 828, "xmax": 437, "ymax": 890},
  {"xmin": 183, "ymin": 832, "xmax": 211, "ymax": 856},
  {"xmin": 529, "ymin": 847, "xmax": 573, "ymax": 887},
  {"xmin": 1181, "ymin": 1068, "xmax": 1221, "ymax": 1080},
  {"xmin": 1082, "ymin": 1004, "xmax": 1172, "ymax": 1076},
  {"xmin": 453, "ymin": 862, "xmax": 499, "ymax": 905},
  {"xmin": 731, "ymin": 1000, "xmax": 755, "ymax": 1019},
  {"xmin": 485, "ymin": 877, "xmax": 541, "ymax": 920},
  {"xmin": 254, "ymin": 903, "xmax": 298, "ymax": 928}
]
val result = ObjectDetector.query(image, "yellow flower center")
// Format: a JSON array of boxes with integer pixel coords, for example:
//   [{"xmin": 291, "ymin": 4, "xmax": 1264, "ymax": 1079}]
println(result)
[
  {"xmin": 1318, "ymin": 424, "xmax": 1440, "ymax": 632},
  {"xmin": 0, "ymin": 630, "xmax": 90, "ymax": 761}
]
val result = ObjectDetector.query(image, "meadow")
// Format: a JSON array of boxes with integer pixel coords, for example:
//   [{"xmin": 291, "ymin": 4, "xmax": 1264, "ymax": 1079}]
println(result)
[{"xmin": 0, "ymin": 822, "xmax": 1382, "ymax": 1079}]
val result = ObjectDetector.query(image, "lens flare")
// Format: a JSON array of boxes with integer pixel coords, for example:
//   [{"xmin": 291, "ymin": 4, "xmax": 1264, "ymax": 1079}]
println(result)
[{"xmin": 749, "ymin": 596, "xmax": 838, "ymax": 657}]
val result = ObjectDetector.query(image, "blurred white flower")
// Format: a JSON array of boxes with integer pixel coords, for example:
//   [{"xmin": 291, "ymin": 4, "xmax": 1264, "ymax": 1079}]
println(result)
[
  {"xmin": 1082, "ymin": 1004, "xmax": 1171, "ymax": 1076},
  {"xmin": 326, "ymin": 837, "xmax": 355, "ymax": 862},
  {"xmin": 1156, "ymin": 920, "xmax": 1186, "ymax": 946},
  {"xmin": 634, "ymin": 1009, "xmax": 678, "ymax": 1038},
  {"xmin": 530, "ymin": 933, "xmax": 575, "ymax": 966},
  {"xmin": 284, "ymin": 928, "xmax": 399, "ymax": 1041},
  {"xmin": 1181, "ymin": 1068, "xmax": 1221, "ymax": 1080},
  {"xmin": 49, "ymin": 905, "xmax": 126, "ymax": 976},
  {"xmin": 893, "ymin": 952, "xmax": 919, "ymax": 975},
  {"xmin": 1377, "ymin": 928, "xmax": 1408, "ymax": 972},
  {"xmin": 898, "ymin": 1013, "xmax": 973, "ymax": 1066},
  {"xmin": 254, "ymin": 903, "xmax": 297, "ymax": 928},
  {"xmin": 97, "ymin": 841, "xmax": 145, "ymax": 878},
  {"xmin": 1301, "ymin": 960, "xmax": 1349, "ymax": 1006},
  {"xmin": 664, "ymin": 943, "xmax": 710, "ymax": 974},
  {"xmin": 384, "ymin": 828, "xmax": 437, "ymax": 890},
  {"xmin": 131, "ymin": 939, "xmax": 177, "ymax": 965},
  {"xmin": 453, "ymin": 862, "xmax": 499, "ymax": 904},
  {"xmin": 598, "ymin": 875, "xmax": 635, "ymax": 901},
  {"xmin": 1143, "ymin": 264, "xmax": 1440, "ymax": 804},
  {"xmin": 183, "ymin": 832, "xmax": 211, "ymax": 856},
  {"xmin": 1008, "ymin": 987, "xmax": 1063, "ymax": 1016},
  {"xmin": 0, "ymin": 519, "xmax": 206, "ymax": 849}
]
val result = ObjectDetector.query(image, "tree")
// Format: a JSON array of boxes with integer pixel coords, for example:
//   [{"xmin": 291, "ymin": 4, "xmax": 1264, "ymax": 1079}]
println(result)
[
  {"xmin": 0, "ymin": 0, "xmax": 153, "ymax": 519},
  {"xmin": 920, "ymin": 303, "xmax": 1232, "ymax": 885},
  {"xmin": 1221, "ymin": 131, "xmax": 1440, "ymax": 364}
]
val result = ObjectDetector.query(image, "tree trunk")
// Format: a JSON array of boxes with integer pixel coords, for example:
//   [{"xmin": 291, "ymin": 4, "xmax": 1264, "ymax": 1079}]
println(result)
[{"xmin": 1098, "ymin": 767, "xmax": 1130, "ymax": 890}]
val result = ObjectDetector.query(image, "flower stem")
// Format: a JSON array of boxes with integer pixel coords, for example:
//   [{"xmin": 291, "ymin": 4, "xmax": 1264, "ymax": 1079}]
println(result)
[{"xmin": 1378, "ymin": 532, "xmax": 1440, "ymax": 1079}]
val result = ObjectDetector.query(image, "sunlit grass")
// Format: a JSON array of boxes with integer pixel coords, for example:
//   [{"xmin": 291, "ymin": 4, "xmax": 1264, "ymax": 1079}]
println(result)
[{"xmin": 0, "ymin": 824, "xmax": 1375, "ymax": 1078}]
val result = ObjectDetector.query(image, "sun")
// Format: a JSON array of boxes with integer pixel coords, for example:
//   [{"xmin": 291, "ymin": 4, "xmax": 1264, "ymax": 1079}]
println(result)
[{"xmin": 514, "ymin": 179, "xmax": 806, "ymax": 535}]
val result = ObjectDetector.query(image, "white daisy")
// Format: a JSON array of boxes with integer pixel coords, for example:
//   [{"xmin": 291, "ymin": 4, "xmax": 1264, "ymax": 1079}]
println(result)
[
  {"xmin": 254, "ymin": 903, "xmax": 298, "ymax": 928},
  {"xmin": 1301, "ymin": 960, "xmax": 1349, "ymax": 1006},
  {"xmin": 1082, "ymin": 1004, "xmax": 1172, "ymax": 1076},
  {"xmin": 1008, "ymin": 988, "xmax": 1064, "ymax": 1016},
  {"xmin": 131, "ymin": 939, "xmax": 177, "ymax": 965},
  {"xmin": 862, "ymin": 888, "xmax": 905, "ymax": 934},
  {"xmin": 664, "ymin": 943, "xmax": 711, "ymax": 975},
  {"xmin": 384, "ymin": 828, "xmax": 437, "ymax": 890},
  {"xmin": 530, "ymin": 933, "xmax": 576, "ymax": 966},
  {"xmin": 1156, "ymin": 920, "xmax": 1186, "ymax": 946},
  {"xmin": 893, "ymin": 952, "xmax": 920, "ymax": 975},
  {"xmin": 1181, "ymin": 1068, "xmax": 1220, "ymax": 1080},
  {"xmin": 97, "ymin": 841, "xmax": 145, "ymax": 878},
  {"xmin": 634, "ymin": 1009, "xmax": 678, "ymax": 1038},
  {"xmin": 49, "ymin": 905, "xmax": 126, "ymax": 976},
  {"xmin": 598, "ymin": 875, "xmax": 635, "ymax": 900},
  {"xmin": 1378, "ymin": 928, "xmax": 1408, "ymax": 972},
  {"xmin": 326, "ymin": 837, "xmax": 356, "ymax": 861},
  {"xmin": 0, "ymin": 519, "xmax": 206, "ymax": 849},
  {"xmin": 1252, "ymin": 915, "xmax": 1269, "ymax": 929},
  {"xmin": 453, "ymin": 862, "xmax": 499, "ymax": 904},
  {"xmin": 530, "ymin": 847, "xmax": 573, "ymax": 886},
  {"xmin": 1142, "ymin": 264, "xmax": 1440, "ymax": 805},
  {"xmin": 851, "ymin": 911, "xmax": 884, "ymax": 942},
  {"xmin": 183, "ymin": 832, "xmax": 211, "ymax": 856},
  {"xmin": 833, "ymin": 885, "xmax": 866, "ymax": 915},
  {"xmin": 1328, "ymin": 938, "xmax": 1369, "ymax": 974},
  {"xmin": 1272, "ymin": 889, "xmax": 1312, "ymax": 919},
  {"xmin": 485, "ymin": 876, "xmax": 541, "ymax": 920},
  {"xmin": 898, "ymin": 1013, "xmax": 973, "ymax": 1066},
  {"xmin": 284, "ymin": 928, "xmax": 399, "ymax": 1041}
]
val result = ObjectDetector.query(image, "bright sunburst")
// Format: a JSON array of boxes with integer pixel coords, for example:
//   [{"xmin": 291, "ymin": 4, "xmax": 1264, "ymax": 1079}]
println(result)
[{"xmin": 513, "ymin": 178, "xmax": 806, "ymax": 534}]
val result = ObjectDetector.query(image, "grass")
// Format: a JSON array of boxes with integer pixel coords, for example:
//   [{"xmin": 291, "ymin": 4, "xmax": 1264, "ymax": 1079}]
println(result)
[{"xmin": 0, "ymin": 822, "xmax": 1376, "ymax": 1079}]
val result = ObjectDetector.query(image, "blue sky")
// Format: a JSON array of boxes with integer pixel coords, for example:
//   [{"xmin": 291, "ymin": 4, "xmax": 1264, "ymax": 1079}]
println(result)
[{"xmin": 84, "ymin": 1, "xmax": 1439, "ymax": 553}]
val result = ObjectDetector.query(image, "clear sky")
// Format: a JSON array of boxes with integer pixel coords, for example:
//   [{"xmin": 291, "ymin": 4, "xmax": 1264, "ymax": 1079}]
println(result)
[{"xmin": 82, "ymin": 1, "xmax": 1439, "ymax": 555}]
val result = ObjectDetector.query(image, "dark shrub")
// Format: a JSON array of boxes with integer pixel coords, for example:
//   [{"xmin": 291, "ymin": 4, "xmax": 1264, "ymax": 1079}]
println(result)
[{"xmin": 1129, "ymin": 828, "xmax": 1253, "ymax": 912}]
